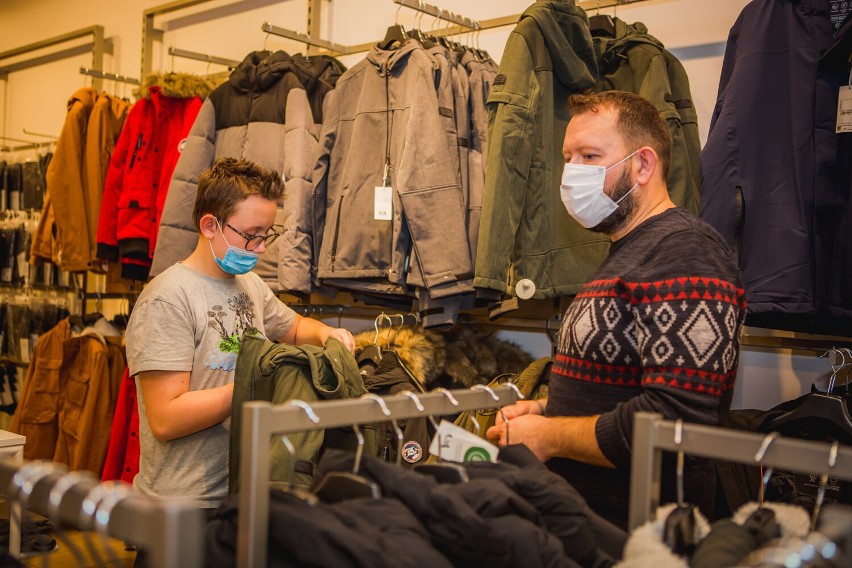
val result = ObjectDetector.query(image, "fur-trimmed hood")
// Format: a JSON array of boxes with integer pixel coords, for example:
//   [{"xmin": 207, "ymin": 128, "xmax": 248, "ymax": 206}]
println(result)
[
  {"xmin": 353, "ymin": 325, "xmax": 534, "ymax": 390},
  {"xmin": 616, "ymin": 503, "xmax": 710, "ymax": 568},
  {"xmin": 135, "ymin": 72, "xmax": 217, "ymax": 99}
]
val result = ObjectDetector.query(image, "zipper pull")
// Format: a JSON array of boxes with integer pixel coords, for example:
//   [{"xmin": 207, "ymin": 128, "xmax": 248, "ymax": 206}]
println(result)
[{"xmin": 129, "ymin": 134, "xmax": 143, "ymax": 169}]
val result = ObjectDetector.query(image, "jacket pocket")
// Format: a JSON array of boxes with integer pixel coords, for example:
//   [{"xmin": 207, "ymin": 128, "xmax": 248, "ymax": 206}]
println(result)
[
  {"xmin": 59, "ymin": 368, "xmax": 90, "ymax": 442},
  {"xmin": 117, "ymin": 192, "xmax": 154, "ymax": 240},
  {"xmin": 19, "ymin": 358, "xmax": 62, "ymax": 424}
]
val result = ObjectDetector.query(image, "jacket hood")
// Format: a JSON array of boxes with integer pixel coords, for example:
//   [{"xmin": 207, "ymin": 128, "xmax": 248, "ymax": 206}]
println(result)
[
  {"xmin": 229, "ymin": 50, "xmax": 297, "ymax": 92},
  {"xmin": 594, "ymin": 18, "xmax": 666, "ymax": 68},
  {"xmin": 354, "ymin": 327, "xmax": 447, "ymax": 386},
  {"xmin": 291, "ymin": 53, "xmax": 346, "ymax": 88},
  {"xmin": 366, "ymin": 40, "xmax": 421, "ymax": 76},
  {"xmin": 69, "ymin": 87, "xmax": 98, "ymax": 111},
  {"xmin": 136, "ymin": 72, "xmax": 216, "ymax": 99},
  {"xmin": 520, "ymin": 0, "xmax": 598, "ymax": 90}
]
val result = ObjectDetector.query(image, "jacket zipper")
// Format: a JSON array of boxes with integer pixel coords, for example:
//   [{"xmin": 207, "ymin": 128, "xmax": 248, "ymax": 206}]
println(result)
[
  {"xmin": 329, "ymin": 194, "xmax": 344, "ymax": 271},
  {"xmin": 129, "ymin": 134, "xmax": 143, "ymax": 169}
]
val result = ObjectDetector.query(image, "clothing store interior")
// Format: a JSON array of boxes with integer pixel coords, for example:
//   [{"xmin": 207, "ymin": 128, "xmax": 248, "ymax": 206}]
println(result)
[{"xmin": 1, "ymin": 0, "xmax": 852, "ymax": 566}]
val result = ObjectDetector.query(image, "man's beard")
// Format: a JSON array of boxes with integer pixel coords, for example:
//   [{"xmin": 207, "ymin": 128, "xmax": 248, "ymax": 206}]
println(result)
[{"xmin": 589, "ymin": 166, "xmax": 637, "ymax": 235}]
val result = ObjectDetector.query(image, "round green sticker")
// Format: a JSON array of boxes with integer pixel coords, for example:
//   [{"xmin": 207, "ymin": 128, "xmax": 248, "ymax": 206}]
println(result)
[{"xmin": 464, "ymin": 447, "xmax": 491, "ymax": 462}]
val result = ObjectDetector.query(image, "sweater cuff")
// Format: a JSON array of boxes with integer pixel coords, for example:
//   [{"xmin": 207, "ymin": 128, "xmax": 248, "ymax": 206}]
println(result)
[{"xmin": 594, "ymin": 412, "xmax": 631, "ymax": 469}]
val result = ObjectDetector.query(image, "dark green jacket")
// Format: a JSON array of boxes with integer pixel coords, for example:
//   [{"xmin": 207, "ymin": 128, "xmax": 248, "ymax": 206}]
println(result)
[
  {"xmin": 228, "ymin": 335, "xmax": 366, "ymax": 493},
  {"xmin": 475, "ymin": 1, "xmax": 610, "ymax": 299},
  {"xmin": 593, "ymin": 18, "xmax": 701, "ymax": 213}
]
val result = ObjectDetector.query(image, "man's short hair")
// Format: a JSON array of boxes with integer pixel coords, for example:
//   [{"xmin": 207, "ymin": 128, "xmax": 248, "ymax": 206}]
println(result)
[
  {"xmin": 568, "ymin": 91, "xmax": 672, "ymax": 179},
  {"xmin": 192, "ymin": 158, "xmax": 284, "ymax": 228}
]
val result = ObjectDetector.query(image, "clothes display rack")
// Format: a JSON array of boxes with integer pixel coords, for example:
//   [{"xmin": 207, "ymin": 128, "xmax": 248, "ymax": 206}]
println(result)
[
  {"xmin": 0, "ymin": 457, "xmax": 205, "ymax": 567},
  {"xmin": 237, "ymin": 384, "xmax": 523, "ymax": 568},
  {"xmin": 167, "ymin": 46, "xmax": 239, "ymax": 68},
  {"xmin": 0, "ymin": 26, "xmax": 112, "ymax": 89},
  {"xmin": 629, "ymin": 412, "xmax": 852, "ymax": 530},
  {"xmin": 79, "ymin": 66, "xmax": 140, "ymax": 85}
]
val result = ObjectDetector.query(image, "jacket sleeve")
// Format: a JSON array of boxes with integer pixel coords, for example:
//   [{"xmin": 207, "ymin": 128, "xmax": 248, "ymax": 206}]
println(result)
[
  {"xmin": 397, "ymin": 66, "xmax": 472, "ymax": 300},
  {"xmin": 637, "ymin": 53, "xmax": 700, "ymax": 214},
  {"xmin": 44, "ymin": 100, "xmax": 91, "ymax": 272},
  {"xmin": 278, "ymin": 88, "xmax": 319, "ymax": 294},
  {"xmin": 474, "ymin": 31, "xmax": 538, "ymax": 294},
  {"xmin": 150, "ymin": 97, "xmax": 216, "ymax": 275},
  {"xmin": 97, "ymin": 109, "xmax": 133, "ymax": 261},
  {"xmin": 310, "ymin": 89, "xmax": 338, "ymax": 285}
]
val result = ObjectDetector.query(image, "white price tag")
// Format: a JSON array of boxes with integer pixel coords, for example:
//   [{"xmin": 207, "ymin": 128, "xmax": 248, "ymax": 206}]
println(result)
[
  {"xmin": 374, "ymin": 186, "xmax": 393, "ymax": 221},
  {"xmin": 837, "ymin": 86, "xmax": 852, "ymax": 133},
  {"xmin": 428, "ymin": 420, "xmax": 499, "ymax": 463},
  {"xmin": 20, "ymin": 338, "xmax": 30, "ymax": 363}
]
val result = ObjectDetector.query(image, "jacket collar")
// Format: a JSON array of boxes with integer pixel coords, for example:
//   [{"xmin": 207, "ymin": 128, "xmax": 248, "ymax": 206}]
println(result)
[
  {"xmin": 594, "ymin": 18, "xmax": 666, "ymax": 68},
  {"xmin": 366, "ymin": 40, "xmax": 420, "ymax": 77},
  {"xmin": 228, "ymin": 50, "xmax": 297, "ymax": 93},
  {"xmin": 68, "ymin": 87, "xmax": 98, "ymax": 112}
]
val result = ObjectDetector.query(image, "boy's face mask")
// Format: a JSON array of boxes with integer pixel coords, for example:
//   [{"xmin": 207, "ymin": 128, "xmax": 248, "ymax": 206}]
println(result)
[
  {"xmin": 209, "ymin": 220, "xmax": 259, "ymax": 276},
  {"xmin": 559, "ymin": 150, "xmax": 639, "ymax": 229}
]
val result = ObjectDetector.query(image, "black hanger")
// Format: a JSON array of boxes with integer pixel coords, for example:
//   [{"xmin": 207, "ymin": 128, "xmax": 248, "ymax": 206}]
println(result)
[
  {"xmin": 312, "ymin": 423, "xmax": 381, "ymax": 503},
  {"xmin": 768, "ymin": 350, "xmax": 852, "ymax": 436},
  {"xmin": 663, "ymin": 420, "xmax": 698, "ymax": 557},
  {"xmin": 589, "ymin": 14, "xmax": 616, "ymax": 37},
  {"xmin": 378, "ymin": 24, "xmax": 408, "ymax": 50}
]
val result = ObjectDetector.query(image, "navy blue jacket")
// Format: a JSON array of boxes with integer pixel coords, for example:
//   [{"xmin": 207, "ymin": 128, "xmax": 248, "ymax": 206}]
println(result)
[{"xmin": 700, "ymin": 0, "xmax": 851, "ymax": 323}]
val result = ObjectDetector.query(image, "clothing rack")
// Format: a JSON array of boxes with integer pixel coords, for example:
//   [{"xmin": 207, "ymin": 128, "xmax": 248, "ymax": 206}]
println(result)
[
  {"xmin": 629, "ymin": 412, "xmax": 852, "ymax": 530},
  {"xmin": 167, "ymin": 46, "xmax": 239, "ymax": 68},
  {"xmin": 237, "ymin": 384, "xmax": 522, "ymax": 568},
  {"xmin": 0, "ymin": 26, "xmax": 112, "ymax": 89},
  {"xmin": 80, "ymin": 66, "xmax": 141, "ymax": 85},
  {"xmin": 260, "ymin": 22, "xmax": 355, "ymax": 55},
  {"xmin": 0, "ymin": 457, "xmax": 205, "ymax": 567},
  {"xmin": 393, "ymin": 0, "xmax": 477, "ymax": 29}
]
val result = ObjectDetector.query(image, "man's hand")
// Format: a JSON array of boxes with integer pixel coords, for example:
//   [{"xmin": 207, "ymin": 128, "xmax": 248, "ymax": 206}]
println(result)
[
  {"xmin": 321, "ymin": 326, "xmax": 356, "ymax": 354},
  {"xmin": 494, "ymin": 399, "xmax": 546, "ymax": 426},
  {"xmin": 486, "ymin": 413, "xmax": 556, "ymax": 462}
]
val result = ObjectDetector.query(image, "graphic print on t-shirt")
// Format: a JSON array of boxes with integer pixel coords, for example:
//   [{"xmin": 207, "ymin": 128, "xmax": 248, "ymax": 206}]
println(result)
[{"xmin": 207, "ymin": 292, "xmax": 259, "ymax": 371}]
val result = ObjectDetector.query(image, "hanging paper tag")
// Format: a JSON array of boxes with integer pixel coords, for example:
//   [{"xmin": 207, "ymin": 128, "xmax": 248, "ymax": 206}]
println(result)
[
  {"xmin": 837, "ymin": 86, "xmax": 852, "ymax": 133},
  {"xmin": 428, "ymin": 420, "xmax": 499, "ymax": 463},
  {"xmin": 20, "ymin": 338, "xmax": 30, "ymax": 363},
  {"xmin": 374, "ymin": 186, "xmax": 393, "ymax": 221}
]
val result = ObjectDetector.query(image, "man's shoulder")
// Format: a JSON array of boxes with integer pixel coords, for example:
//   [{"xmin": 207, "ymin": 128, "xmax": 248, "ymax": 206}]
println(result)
[{"xmin": 138, "ymin": 264, "xmax": 205, "ymax": 305}]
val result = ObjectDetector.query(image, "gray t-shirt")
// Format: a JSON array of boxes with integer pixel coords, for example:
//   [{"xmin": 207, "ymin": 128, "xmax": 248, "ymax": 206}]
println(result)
[{"xmin": 126, "ymin": 263, "xmax": 296, "ymax": 506}]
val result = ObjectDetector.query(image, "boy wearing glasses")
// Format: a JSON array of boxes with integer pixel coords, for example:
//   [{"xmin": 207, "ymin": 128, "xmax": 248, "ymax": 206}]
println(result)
[{"xmin": 125, "ymin": 158, "xmax": 355, "ymax": 508}]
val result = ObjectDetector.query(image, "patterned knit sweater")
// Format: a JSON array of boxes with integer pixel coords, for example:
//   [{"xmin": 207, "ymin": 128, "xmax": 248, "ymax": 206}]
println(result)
[{"xmin": 546, "ymin": 208, "xmax": 746, "ymax": 528}]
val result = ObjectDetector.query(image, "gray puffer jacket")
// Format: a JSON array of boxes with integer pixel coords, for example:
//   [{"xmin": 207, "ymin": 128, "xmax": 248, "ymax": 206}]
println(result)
[{"xmin": 151, "ymin": 51, "xmax": 327, "ymax": 294}]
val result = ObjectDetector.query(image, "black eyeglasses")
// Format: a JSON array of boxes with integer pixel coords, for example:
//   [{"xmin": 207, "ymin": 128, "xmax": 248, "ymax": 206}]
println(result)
[{"xmin": 217, "ymin": 218, "xmax": 280, "ymax": 251}]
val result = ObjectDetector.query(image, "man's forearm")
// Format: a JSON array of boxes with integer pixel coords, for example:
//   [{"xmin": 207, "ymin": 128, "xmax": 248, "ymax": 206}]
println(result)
[{"xmin": 547, "ymin": 415, "xmax": 615, "ymax": 468}]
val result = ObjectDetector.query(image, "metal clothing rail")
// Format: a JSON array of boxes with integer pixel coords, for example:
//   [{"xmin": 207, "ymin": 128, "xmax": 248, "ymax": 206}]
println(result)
[
  {"xmin": 237, "ymin": 384, "xmax": 523, "ymax": 568},
  {"xmin": 261, "ymin": 22, "xmax": 355, "ymax": 55},
  {"xmin": 0, "ymin": 458, "xmax": 205, "ymax": 567},
  {"xmin": 629, "ymin": 412, "xmax": 852, "ymax": 530},
  {"xmin": 167, "ymin": 46, "xmax": 239, "ymax": 68},
  {"xmin": 393, "ymin": 0, "xmax": 476, "ymax": 29},
  {"xmin": 0, "ymin": 26, "xmax": 112, "ymax": 89},
  {"xmin": 80, "ymin": 66, "xmax": 141, "ymax": 85}
]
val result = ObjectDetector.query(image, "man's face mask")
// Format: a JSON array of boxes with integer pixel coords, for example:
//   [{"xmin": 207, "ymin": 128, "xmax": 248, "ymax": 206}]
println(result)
[
  {"xmin": 209, "ymin": 220, "xmax": 260, "ymax": 276},
  {"xmin": 560, "ymin": 150, "xmax": 639, "ymax": 229}
]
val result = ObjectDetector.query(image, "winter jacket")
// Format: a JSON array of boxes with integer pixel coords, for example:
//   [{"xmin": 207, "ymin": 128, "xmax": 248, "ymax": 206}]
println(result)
[
  {"xmin": 475, "ymin": 1, "xmax": 610, "ymax": 299},
  {"xmin": 31, "ymin": 88, "xmax": 98, "ymax": 271},
  {"xmin": 96, "ymin": 73, "xmax": 212, "ymax": 280},
  {"xmin": 9, "ymin": 319, "xmax": 72, "ymax": 460},
  {"xmin": 320, "ymin": 449, "xmax": 589, "ymax": 567},
  {"xmin": 312, "ymin": 41, "xmax": 472, "ymax": 300},
  {"xmin": 700, "ymin": 0, "xmax": 850, "ymax": 320},
  {"xmin": 52, "ymin": 331, "xmax": 125, "ymax": 474},
  {"xmin": 101, "ymin": 368, "xmax": 140, "ymax": 483},
  {"xmin": 206, "ymin": 489, "xmax": 453, "ymax": 568},
  {"xmin": 593, "ymin": 19, "xmax": 701, "ymax": 214},
  {"xmin": 151, "ymin": 51, "xmax": 335, "ymax": 292},
  {"xmin": 228, "ymin": 335, "xmax": 366, "ymax": 493}
]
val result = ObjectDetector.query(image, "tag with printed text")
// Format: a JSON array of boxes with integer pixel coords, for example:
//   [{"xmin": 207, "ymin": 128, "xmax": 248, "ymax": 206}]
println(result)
[
  {"xmin": 374, "ymin": 186, "xmax": 393, "ymax": 221},
  {"xmin": 837, "ymin": 86, "xmax": 852, "ymax": 133}
]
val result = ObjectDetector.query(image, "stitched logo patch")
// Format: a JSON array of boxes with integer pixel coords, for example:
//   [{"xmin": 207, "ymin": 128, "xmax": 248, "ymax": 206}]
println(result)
[
  {"xmin": 402, "ymin": 441, "xmax": 423, "ymax": 463},
  {"xmin": 178, "ymin": 138, "xmax": 188, "ymax": 153},
  {"xmin": 493, "ymin": 74, "xmax": 507, "ymax": 86}
]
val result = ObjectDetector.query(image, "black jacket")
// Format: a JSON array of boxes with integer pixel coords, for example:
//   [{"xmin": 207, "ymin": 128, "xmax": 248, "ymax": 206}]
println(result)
[
  {"xmin": 206, "ymin": 489, "xmax": 451, "ymax": 568},
  {"xmin": 700, "ymin": 0, "xmax": 852, "ymax": 323}
]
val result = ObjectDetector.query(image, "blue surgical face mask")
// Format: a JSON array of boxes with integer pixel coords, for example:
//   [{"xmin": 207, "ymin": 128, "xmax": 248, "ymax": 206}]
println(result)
[{"xmin": 209, "ymin": 221, "xmax": 259, "ymax": 276}]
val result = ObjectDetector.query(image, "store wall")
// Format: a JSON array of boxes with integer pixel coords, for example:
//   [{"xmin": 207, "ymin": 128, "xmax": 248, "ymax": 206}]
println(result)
[{"xmin": 1, "ymin": 0, "xmax": 831, "ymax": 409}]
